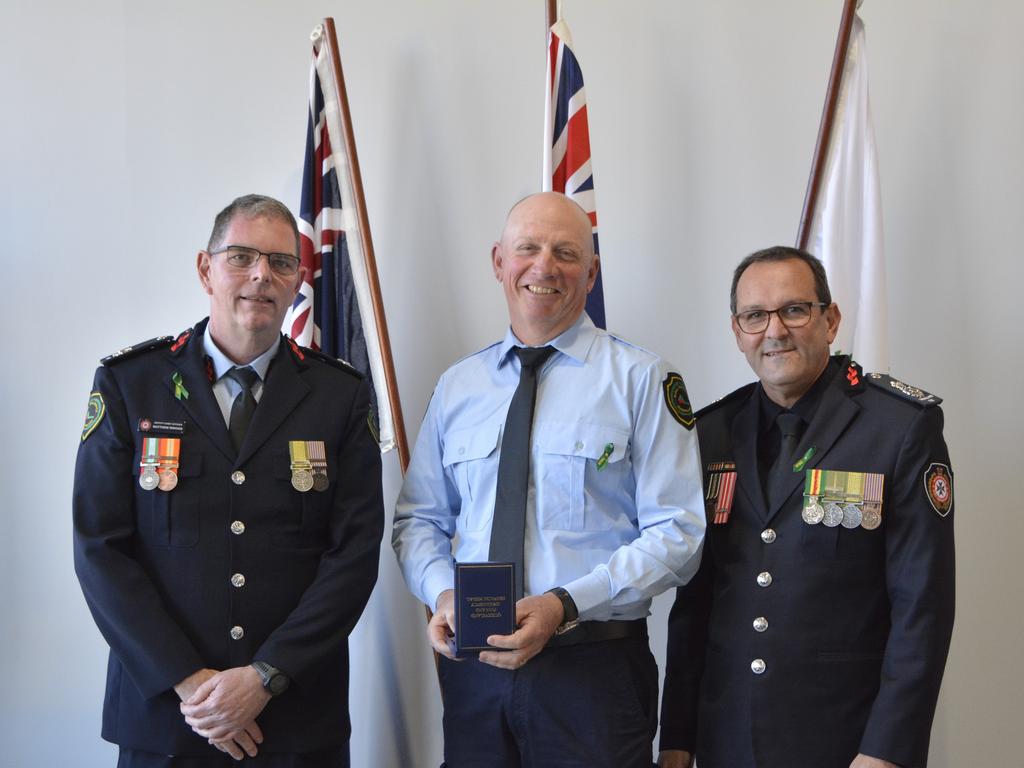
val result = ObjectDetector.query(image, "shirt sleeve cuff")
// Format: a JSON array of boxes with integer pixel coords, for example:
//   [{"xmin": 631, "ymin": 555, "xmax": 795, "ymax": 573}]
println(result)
[
  {"xmin": 561, "ymin": 571, "xmax": 611, "ymax": 620},
  {"xmin": 423, "ymin": 564, "xmax": 455, "ymax": 611}
]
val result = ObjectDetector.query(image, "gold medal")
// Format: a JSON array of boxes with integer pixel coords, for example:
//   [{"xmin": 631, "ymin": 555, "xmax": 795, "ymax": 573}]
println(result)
[{"xmin": 158, "ymin": 469, "xmax": 179, "ymax": 491}]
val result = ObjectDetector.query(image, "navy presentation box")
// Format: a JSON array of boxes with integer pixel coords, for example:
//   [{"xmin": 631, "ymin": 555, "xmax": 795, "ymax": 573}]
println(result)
[{"xmin": 454, "ymin": 562, "xmax": 516, "ymax": 656}]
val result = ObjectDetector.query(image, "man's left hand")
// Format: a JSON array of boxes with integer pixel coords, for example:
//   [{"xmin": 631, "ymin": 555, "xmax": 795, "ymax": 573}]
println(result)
[
  {"xmin": 479, "ymin": 592, "xmax": 564, "ymax": 670},
  {"xmin": 850, "ymin": 755, "xmax": 900, "ymax": 768},
  {"xmin": 180, "ymin": 666, "xmax": 271, "ymax": 740}
]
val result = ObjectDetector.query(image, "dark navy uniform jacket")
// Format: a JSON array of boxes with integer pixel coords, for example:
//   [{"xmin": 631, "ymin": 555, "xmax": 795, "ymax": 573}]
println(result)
[
  {"xmin": 73, "ymin": 318, "xmax": 384, "ymax": 757},
  {"xmin": 660, "ymin": 357, "xmax": 955, "ymax": 768}
]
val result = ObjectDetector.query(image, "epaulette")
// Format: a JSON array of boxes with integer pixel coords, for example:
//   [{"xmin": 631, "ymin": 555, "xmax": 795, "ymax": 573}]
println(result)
[
  {"xmin": 286, "ymin": 337, "xmax": 363, "ymax": 379},
  {"xmin": 101, "ymin": 336, "xmax": 175, "ymax": 366},
  {"xmin": 695, "ymin": 382, "xmax": 757, "ymax": 419},
  {"xmin": 866, "ymin": 372, "xmax": 942, "ymax": 407}
]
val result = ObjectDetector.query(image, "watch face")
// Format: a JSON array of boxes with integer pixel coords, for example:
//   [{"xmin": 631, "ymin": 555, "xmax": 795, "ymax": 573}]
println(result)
[{"xmin": 268, "ymin": 674, "xmax": 289, "ymax": 696}]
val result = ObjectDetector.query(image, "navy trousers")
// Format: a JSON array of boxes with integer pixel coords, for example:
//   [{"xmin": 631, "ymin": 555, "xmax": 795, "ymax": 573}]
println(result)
[
  {"xmin": 438, "ymin": 637, "xmax": 658, "ymax": 768},
  {"xmin": 116, "ymin": 746, "xmax": 349, "ymax": 768}
]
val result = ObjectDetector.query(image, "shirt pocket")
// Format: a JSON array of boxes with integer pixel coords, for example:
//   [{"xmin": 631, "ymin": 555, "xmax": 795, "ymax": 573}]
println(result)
[
  {"xmin": 535, "ymin": 423, "xmax": 630, "ymax": 531},
  {"xmin": 141, "ymin": 451, "xmax": 203, "ymax": 547},
  {"xmin": 442, "ymin": 422, "xmax": 501, "ymax": 531},
  {"xmin": 271, "ymin": 451, "xmax": 339, "ymax": 543}
]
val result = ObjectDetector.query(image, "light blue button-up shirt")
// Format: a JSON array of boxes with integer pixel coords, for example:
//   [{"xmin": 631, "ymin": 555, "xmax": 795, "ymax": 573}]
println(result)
[{"xmin": 392, "ymin": 313, "xmax": 705, "ymax": 621}]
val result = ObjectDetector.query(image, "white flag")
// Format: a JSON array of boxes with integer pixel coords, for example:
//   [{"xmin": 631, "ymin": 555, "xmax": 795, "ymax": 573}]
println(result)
[{"xmin": 808, "ymin": 15, "xmax": 889, "ymax": 374}]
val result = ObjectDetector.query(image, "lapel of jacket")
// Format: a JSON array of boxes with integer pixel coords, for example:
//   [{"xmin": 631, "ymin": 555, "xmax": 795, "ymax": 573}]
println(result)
[
  {"xmin": 765, "ymin": 366, "xmax": 861, "ymax": 522},
  {"xmin": 235, "ymin": 337, "xmax": 311, "ymax": 466},
  {"xmin": 731, "ymin": 387, "xmax": 769, "ymax": 522},
  {"xmin": 161, "ymin": 319, "xmax": 236, "ymax": 463}
]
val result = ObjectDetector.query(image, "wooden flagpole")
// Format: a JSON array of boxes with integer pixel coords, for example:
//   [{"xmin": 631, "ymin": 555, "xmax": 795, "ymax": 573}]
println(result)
[
  {"xmin": 546, "ymin": 0, "xmax": 557, "ymax": 32},
  {"xmin": 796, "ymin": 0, "xmax": 859, "ymax": 250},
  {"xmin": 320, "ymin": 18, "xmax": 411, "ymax": 474}
]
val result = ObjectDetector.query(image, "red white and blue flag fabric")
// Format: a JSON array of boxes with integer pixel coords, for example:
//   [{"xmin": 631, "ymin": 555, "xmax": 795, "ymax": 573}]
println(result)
[
  {"xmin": 284, "ymin": 26, "xmax": 395, "ymax": 452},
  {"xmin": 543, "ymin": 17, "xmax": 605, "ymax": 329}
]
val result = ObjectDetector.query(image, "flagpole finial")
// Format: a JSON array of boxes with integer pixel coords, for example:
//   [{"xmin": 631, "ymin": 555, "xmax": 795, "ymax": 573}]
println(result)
[{"xmin": 310, "ymin": 24, "xmax": 324, "ymax": 44}]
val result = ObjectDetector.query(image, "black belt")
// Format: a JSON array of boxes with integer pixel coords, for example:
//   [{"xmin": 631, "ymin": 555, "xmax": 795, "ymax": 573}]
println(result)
[{"xmin": 545, "ymin": 618, "xmax": 648, "ymax": 648}]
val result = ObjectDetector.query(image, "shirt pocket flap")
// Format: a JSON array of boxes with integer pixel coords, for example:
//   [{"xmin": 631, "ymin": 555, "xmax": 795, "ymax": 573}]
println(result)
[
  {"xmin": 538, "ymin": 423, "xmax": 630, "ymax": 463},
  {"xmin": 442, "ymin": 422, "xmax": 501, "ymax": 467}
]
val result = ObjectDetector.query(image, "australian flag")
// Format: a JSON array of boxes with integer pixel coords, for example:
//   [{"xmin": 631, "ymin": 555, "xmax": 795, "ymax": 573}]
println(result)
[
  {"xmin": 543, "ymin": 17, "xmax": 605, "ymax": 329},
  {"xmin": 285, "ymin": 29, "xmax": 394, "ymax": 452}
]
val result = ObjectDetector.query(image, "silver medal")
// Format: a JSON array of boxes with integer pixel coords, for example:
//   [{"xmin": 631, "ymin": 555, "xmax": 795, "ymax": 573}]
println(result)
[
  {"xmin": 802, "ymin": 499, "xmax": 825, "ymax": 525},
  {"xmin": 139, "ymin": 469, "xmax": 159, "ymax": 491},
  {"xmin": 291, "ymin": 469, "xmax": 314, "ymax": 493},
  {"xmin": 822, "ymin": 502, "xmax": 844, "ymax": 527}
]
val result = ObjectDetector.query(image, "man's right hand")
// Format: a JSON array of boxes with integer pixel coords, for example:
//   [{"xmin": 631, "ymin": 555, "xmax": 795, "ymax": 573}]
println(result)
[
  {"xmin": 658, "ymin": 749, "xmax": 694, "ymax": 768},
  {"xmin": 428, "ymin": 589, "xmax": 458, "ymax": 659},
  {"xmin": 208, "ymin": 721, "xmax": 264, "ymax": 761}
]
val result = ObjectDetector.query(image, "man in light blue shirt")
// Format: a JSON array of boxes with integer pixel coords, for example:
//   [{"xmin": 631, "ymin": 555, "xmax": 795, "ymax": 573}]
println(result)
[{"xmin": 392, "ymin": 192, "xmax": 705, "ymax": 767}]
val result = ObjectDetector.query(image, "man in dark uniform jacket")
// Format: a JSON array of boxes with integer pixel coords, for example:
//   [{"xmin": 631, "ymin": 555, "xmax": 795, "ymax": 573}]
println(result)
[
  {"xmin": 73, "ymin": 194, "xmax": 384, "ymax": 767},
  {"xmin": 658, "ymin": 247, "xmax": 955, "ymax": 768}
]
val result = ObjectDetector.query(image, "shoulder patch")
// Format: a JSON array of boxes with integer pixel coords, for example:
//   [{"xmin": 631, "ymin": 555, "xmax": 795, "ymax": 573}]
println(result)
[
  {"xmin": 924, "ymin": 462, "xmax": 953, "ymax": 517},
  {"xmin": 695, "ymin": 382, "xmax": 757, "ymax": 419},
  {"xmin": 81, "ymin": 392, "xmax": 106, "ymax": 441},
  {"xmin": 290, "ymin": 340, "xmax": 364, "ymax": 379},
  {"xmin": 662, "ymin": 372, "xmax": 695, "ymax": 429},
  {"xmin": 866, "ymin": 373, "xmax": 942, "ymax": 407},
  {"xmin": 101, "ymin": 336, "xmax": 175, "ymax": 366}
]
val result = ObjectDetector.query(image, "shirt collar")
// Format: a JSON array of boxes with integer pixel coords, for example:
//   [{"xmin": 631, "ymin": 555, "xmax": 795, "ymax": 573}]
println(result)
[
  {"xmin": 202, "ymin": 329, "xmax": 280, "ymax": 383},
  {"xmin": 496, "ymin": 312, "xmax": 598, "ymax": 368}
]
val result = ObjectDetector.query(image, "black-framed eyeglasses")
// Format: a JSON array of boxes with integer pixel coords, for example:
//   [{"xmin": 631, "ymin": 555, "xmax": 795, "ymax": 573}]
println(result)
[
  {"xmin": 734, "ymin": 302, "xmax": 828, "ymax": 334},
  {"xmin": 210, "ymin": 245, "xmax": 301, "ymax": 276}
]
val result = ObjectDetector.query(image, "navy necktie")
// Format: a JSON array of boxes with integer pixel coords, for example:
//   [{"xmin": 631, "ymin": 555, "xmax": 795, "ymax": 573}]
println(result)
[
  {"xmin": 489, "ymin": 346, "xmax": 556, "ymax": 600},
  {"xmin": 226, "ymin": 366, "xmax": 260, "ymax": 453}
]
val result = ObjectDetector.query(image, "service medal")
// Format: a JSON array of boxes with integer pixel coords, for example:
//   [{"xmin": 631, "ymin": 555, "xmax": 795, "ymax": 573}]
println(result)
[
  {"xmin": 841, "ymin": 503, "xmax": 863, "ymax": 529},
  {"xmin": 288, "ymin": 440, "xmax": 314, "ymax": 493},
  {"xmin": 861, "ymin": 505, "xmax": 882, "ymax": 530},
  {"xmin": 822, "ymin": 502, "xmax": 844, "ymax": 527},
  {"xmin": 861, "ymin": 473, "xmax": 885, "ymax": 529},
  {"xmin": 139, "ymin": 436, "xmax": 160, "ymax": 491},
  {"xmin": 291, "ymin": 469, "xmax": 314, "ymax": 492},
  {"xmin": 156, "ymin": 437, "xmax": 181, "ymax": 493},
  {"xmin": 802, "ymin": 498, "xmax": 825, "ymax": 525},
  {"xmin": 158, "ymin": 469, "xmax": 178, "ymax": 491},
  {"xmin": 139, "ymin": 469, "xmax": 159, "ymax": 491},
  {"xmin": 308, "ymin": 440, "xmax": 329, "ymax": 492},
  {"xmin": 802, "ymin": 470, "xmax": 826, "ymax": 525}
]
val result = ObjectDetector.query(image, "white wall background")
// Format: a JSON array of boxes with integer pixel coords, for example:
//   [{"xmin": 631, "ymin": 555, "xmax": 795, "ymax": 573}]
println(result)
[{"xmin": 1, "ymin": 1, "xmax": 1020, "ymax": 766}]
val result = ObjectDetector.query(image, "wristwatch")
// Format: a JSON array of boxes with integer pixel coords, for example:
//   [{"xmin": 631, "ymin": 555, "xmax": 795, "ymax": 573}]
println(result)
[
  {"xmin": 546, "ymin": 586, "xmax": 581, "ymax": 635},
  {"xmin": 251, "ymin": 661, "xmax": 290, "ymax": 696}
]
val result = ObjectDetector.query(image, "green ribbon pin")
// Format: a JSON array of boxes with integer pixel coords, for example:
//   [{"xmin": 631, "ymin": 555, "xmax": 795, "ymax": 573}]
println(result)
[
  {"xmin": 793, "ymin": 446, "xmax": 815, "ymax": 473},
  {"xmin": 596, "ymin": 443, "xmax": 615, "ymax": 471},
  {"xmin": 171, "ymin": 371, "xmax": 189, "ymax": 401}
]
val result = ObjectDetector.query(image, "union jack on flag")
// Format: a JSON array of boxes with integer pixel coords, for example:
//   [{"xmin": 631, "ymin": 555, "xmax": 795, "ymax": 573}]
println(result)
[
  {"xmin": 543, "ymin": 16, "xmax": 605, "ymax": 329},
  {"xmin": 284, "ymin": 24, "xmax": 395, "ymax": 452}
]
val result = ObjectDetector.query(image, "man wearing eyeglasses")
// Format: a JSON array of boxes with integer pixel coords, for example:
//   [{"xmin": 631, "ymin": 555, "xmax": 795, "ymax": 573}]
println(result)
[
  {"xmin": 73, "ymin": 194, "xmax": 384, "ymax": 767},
  {"xmin": 658, "ymin": 247, "xmax": 955, "ymax": 768}
]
